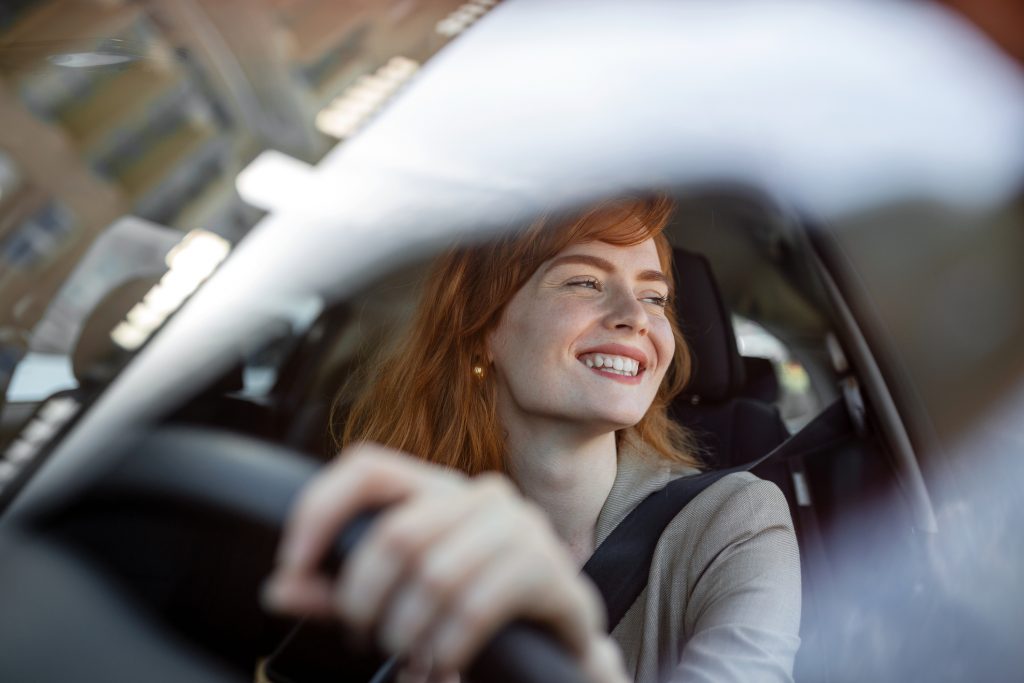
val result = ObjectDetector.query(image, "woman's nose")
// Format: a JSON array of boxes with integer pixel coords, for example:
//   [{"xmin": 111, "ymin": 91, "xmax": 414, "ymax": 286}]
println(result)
[{"xmin": 604, "ymin": 289, "xmax": 649, "ymax": 335}]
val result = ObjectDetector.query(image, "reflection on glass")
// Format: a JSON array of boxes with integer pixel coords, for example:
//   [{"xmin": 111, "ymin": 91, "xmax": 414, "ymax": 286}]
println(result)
[
  {"xmin": 111, "ymin": 228, "xmax": 230, "ymax": 351},
  {"xmin": 0, "ymin": 0, "xmax": 473, "ymax": 431}
]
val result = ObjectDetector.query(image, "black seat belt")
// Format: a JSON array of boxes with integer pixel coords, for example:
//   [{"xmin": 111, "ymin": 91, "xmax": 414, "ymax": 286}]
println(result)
[{"xmin": 582, "ymin": 399, "xmax": 851, "ymax": 632}]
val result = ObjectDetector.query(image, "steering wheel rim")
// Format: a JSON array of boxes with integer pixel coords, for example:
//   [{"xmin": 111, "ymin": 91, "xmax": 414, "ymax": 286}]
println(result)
[{"xmin": 7, "ymin": 426, "xmax": 590, "ymax": 683}]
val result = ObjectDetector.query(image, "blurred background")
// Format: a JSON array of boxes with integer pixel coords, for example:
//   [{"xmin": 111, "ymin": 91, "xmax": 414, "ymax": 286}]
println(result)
[{"xmin": 0, "ymin": 0, "xmax": 491, "ymax": 410}]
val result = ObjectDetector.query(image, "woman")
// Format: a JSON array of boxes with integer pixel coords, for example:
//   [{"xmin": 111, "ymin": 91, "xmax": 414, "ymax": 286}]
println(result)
[{"xmin": 263, "ymin": 196, "xmax": 801, "ymax": 682}]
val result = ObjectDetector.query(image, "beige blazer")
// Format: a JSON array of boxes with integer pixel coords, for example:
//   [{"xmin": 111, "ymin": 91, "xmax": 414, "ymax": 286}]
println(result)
[{"xmin": 596, "ymin": 444, "xmax": 802, "ymax": 683}]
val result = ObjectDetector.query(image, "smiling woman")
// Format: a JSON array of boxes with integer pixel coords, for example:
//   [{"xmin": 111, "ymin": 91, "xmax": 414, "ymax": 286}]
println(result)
[
  {"xmin": 341, "ymin": 195, "xmax": 697, "ymax": 475},
  {"xmin": 264, "ymin": 195, "xmax": 801, "ymax": 683}
]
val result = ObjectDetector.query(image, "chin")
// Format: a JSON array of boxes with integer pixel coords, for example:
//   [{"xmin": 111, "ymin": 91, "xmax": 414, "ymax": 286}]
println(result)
[{"xmin": 586, "ymin": 407, "xmax": 648, "ymax": 433}]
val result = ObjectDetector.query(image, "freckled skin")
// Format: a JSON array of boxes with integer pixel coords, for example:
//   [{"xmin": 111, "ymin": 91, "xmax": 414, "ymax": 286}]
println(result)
[{"xmin": 486, "ymin": 238, "xmax": 674, "ymax": 436}]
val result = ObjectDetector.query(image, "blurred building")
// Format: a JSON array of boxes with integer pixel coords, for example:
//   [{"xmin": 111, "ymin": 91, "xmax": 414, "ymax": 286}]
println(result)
[{"xmin": 0, "ymin": 0, "xmax": 478, "ymax": 395}]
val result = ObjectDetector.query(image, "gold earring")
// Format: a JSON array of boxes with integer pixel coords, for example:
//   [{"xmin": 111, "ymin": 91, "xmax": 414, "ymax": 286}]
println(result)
[{"xmin": 473, "ymin": 364, "xmax": 486, "ymax": 380}]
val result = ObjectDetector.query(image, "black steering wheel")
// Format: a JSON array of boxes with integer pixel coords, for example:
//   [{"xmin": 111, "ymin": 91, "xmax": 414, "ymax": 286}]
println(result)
[{"xmin": 0, "ymin": 427, "xmax": 590, "ymax": 683}]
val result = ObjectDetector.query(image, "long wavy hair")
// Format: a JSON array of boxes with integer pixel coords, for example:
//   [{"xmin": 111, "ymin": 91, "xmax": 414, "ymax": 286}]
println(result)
[{"xmin": 337, "ymin": 195, "xmax": 701, "ymax": 474}]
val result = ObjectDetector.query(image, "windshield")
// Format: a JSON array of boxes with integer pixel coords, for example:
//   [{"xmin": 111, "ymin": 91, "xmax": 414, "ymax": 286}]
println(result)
[{"xmin": 0, "ymin": 0, "xmax": 472, "ymax": 439}]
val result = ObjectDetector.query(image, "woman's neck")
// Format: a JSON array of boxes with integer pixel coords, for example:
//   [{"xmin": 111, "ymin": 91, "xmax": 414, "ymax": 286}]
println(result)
[{"xmin": 504, "ymin": 424, "xmax": 618, "ymax": 565}]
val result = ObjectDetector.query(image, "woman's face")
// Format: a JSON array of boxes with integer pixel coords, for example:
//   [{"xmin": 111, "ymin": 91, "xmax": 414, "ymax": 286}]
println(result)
[{"xmin": 486, "ymin": 237, "xmax": 675, "ymax": 436}]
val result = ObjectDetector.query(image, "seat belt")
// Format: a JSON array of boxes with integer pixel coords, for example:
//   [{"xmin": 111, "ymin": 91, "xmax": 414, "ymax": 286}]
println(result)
[{"xmin": 582, "ymin": 399, "xmax": 851, "ymax": 632}]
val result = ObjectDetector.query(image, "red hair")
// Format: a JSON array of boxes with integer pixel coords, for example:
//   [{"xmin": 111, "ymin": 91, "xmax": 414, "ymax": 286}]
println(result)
[{"xmin": 338, "ymin": 195, "xmax": 700, "ymax": 474}]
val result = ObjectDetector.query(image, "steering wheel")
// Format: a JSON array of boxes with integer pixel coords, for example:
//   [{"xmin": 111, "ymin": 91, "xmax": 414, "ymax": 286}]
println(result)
[{"xmin": 0, "ymin": 427, "xmax": 590, "ymax": 683}]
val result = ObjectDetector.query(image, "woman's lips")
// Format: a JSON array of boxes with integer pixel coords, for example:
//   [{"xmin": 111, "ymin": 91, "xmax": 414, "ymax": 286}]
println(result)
[
  {"xmin": 576, "ymin": 343, "xmax": 649, "ymax": 369},
  {"xmin": 581, "ymin": 361, "xmax": 646, "ymax": 385},
  {"xmin": 575, "ymin": 344, "xmax": 652, "ymax": 385}
]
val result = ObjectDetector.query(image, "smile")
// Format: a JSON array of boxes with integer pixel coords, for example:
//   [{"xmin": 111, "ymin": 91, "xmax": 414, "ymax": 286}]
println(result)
[{"xmin": 578, "ymin": 353, "xmax": 642, "ymax": 377}]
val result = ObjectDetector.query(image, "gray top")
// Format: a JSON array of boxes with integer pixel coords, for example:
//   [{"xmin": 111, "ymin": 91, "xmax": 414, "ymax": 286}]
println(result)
[{"xmin": 595, "ymin": 445, "xmax": 801, "ymax": 683}]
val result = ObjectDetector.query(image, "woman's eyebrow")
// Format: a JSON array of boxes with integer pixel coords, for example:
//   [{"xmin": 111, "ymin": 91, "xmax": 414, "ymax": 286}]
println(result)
[{"xmin": 545, "ymin": 254, "xmax": 668, "ymax": 284}]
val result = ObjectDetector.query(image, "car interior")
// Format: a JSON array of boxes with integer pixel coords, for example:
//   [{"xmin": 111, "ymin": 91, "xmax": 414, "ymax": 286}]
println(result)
[
  {"xmin": 0, "ymin": 186, "xmax": 950, "ymax": 682},
  {"xmin": 1, "ymin": 0, "xmax": 1022, "ymax": 680}
]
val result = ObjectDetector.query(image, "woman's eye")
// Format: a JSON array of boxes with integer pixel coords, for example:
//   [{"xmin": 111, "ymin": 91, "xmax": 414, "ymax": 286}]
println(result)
[
  {"xmin": 641, "ymin": 294, "xmax": 670, "ymax": 308},
  {"xmin": 568, "ymin": 278, "xmax": 601, "ymax": 290}
]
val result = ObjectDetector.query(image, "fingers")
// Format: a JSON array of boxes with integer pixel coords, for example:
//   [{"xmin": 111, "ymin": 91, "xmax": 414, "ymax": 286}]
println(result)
[
  {"xmin": 373, "ymin": 480, "xmax": 521, "ymax": 653},
  {"xmin": 266, "ymin": 450, "xmax": 615, "ymax": 682},
  {"xmin": 266, "ymin": 443, "xmax": 462, "ymax": 615},
  {"xmin": 421, "ymin": 545, "xmax": 600, "ymax": 674},
  {"xmin": 338, "ymin": 480, "xmax": 506, "ymax": 633},
  {"xmin": 261, "ymin": 571, "xmax": 336, "ymax": 618},
  {"xmin": 276, "ymin": 443, "xmax": 460, "ymax": 575},
  {"xmin": 364, "ymin": 476, "xmax": 603, "ymax": 674}
]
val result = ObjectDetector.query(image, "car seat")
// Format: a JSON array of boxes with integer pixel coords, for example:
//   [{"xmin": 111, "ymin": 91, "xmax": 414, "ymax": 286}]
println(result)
[{"xmin": 670, "ymin": 248, "xmax": 790, "ymax": 469}]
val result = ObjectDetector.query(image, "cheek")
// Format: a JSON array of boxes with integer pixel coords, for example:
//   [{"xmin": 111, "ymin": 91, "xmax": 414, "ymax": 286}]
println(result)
[
  {"xmin": 506, "ymin": 299, "xmax": 581, "ymax": 353},
  {"xmin": 490, "ymin": 301, "xmax": 559, "ymax": 367},
  {"xmin": 651, "ymin": 318, "xmax": 675, "ymax": 377}
]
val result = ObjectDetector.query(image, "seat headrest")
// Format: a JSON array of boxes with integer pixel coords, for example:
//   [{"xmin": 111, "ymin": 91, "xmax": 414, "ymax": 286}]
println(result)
[
  {"xmin": 672, "ymin": 248, "xmax": 745, "ymax": 402},
  {"xmin": 741, "ymin": 356, "xmax": 780, "ymax": 403}
]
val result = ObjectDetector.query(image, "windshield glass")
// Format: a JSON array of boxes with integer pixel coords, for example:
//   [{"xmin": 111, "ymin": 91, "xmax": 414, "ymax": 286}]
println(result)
[{"xmin": 0, "ymin": 0, "xmax": 471, "ymax": 439}]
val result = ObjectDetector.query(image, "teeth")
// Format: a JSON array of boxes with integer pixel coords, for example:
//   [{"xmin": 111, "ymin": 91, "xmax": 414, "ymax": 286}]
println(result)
[{"xmin": 579, "ymin": 353, "xmax": 641, "ymax": 377}]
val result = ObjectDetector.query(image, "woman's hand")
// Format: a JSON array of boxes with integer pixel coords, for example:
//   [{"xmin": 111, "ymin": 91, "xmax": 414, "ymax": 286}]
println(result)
[{"xmin": 262, "ymin": 443, "xmax": 627, "ymax": 683}]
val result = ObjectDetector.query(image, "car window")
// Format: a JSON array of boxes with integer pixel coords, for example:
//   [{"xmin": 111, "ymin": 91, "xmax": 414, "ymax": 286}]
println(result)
[
  {"xmin": 0, "ymin": 0, "xmax": 479, "ymax": 437},
  {"xmin": 733, "ymin": 314, "xmax": 821, "ymax": 432},
  {"xmin": 5, "ymin": 352, "xmax": 73, "ymax": 402}
]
